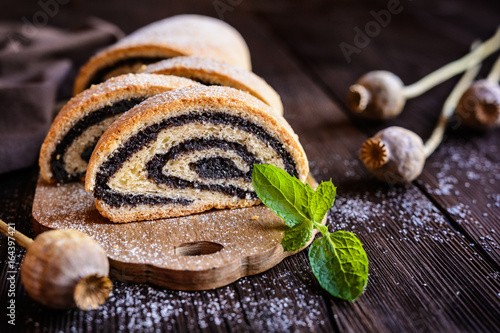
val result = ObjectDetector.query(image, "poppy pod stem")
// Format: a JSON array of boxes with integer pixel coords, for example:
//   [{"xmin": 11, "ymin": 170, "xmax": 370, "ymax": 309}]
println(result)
[
  {"xmin": 402, "ymin": 30, "xmax": 499, "ymax": 98},
  {"xmin": 348, "ymin": 27, "xmax": 500, "ymax": 120},
  {"xmin": 486, "ymin": 53, "xmax": 500, "ymax": 83},
  {"xmin": 424, "ymin": 44, "xmax": 482, "ymax": 157},
  {"xmin": 0, "ymin": 219, "xmax": 33, "ymax": 249}
]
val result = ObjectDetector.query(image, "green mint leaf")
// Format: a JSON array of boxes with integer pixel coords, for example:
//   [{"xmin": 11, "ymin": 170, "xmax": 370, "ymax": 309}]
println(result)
[
  {"xmin": 252, "ymin": 164, "xmax": 310, "ymax": 227},
  {"xmin": 308, "ymin": 181, "xmax": 336, "ymax": 223},
  {"xmin": 252, "ymin": 164, "xmax": 368, "ymax": 301},
  {"xmin": 281, "ymin": 219, "xmax": 313, "ymax": 252},
  {"xmin": 308, "ymin": 231, "xmax": 368, "ymax": 301}
]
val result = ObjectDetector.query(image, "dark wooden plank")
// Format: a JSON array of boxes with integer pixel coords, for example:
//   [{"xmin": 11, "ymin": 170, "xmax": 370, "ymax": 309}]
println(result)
[
  {"xmin": 417, "ymin": 135, "xmax": 500, "ymax": 259},
  {"xmin": 0, "ymin": 167, "xmax": 39, "ymax": 332},
  {"xmin": 252, "ymin": 0, "xmax": 500, "ymax": 265},
  {"xmin": 328, "ymin": 185, "xmax": 500, "ymax": 332},
  {"xmin": 225, "ymin": 13, "xmax": 500, "ymax": 332}
]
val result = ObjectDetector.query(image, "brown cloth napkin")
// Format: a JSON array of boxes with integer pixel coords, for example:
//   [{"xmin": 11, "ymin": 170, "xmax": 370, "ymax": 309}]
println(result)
[{"xmin": 0, "ymin": 18, "xmax": 124, "ymax": 174}]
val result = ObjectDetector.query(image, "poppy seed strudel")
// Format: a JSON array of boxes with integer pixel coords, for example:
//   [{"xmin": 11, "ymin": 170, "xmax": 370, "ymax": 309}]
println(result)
[
  {"xmin": 85, "ymin": 86, "xmax": 309, "ymax": 222},
  {"xmin": 39, "ymin": 74, "xmax": 200, "ymax": 183},
  {"xmin": 73, "ymin": 15, "xmax": 251, "ymax": 94}
]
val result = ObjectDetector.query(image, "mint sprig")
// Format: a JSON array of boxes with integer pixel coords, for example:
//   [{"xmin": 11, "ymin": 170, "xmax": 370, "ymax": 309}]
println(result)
[{"xmin": 252, "ymin": 164, "xmax": 369, "ymax": 301}]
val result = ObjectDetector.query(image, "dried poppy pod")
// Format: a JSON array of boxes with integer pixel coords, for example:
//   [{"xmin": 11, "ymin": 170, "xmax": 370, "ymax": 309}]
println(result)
[
  {"xmin": 0, "ymin": 220, "xmax": 112, "ymax": 310},
  {"xmin": 348, "ymin": 71, "xmax": 405, "ymax": 120},
  {"xmin": 359, "ymin": 127, "xmax": 425, "ymax": 183},
  {"xmin": 456, "ymin": 55, "xmax": 500, "ymax": 130},
  {"xmin": 348, "ymin": 28, "xmax": 500, "ymax": 120},
  {"xmin": 359, "ymin": 55, "xmax": 481, "ymax": 184}
]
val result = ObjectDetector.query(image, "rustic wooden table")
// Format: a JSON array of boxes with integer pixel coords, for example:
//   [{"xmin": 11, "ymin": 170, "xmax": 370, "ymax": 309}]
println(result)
[{"xmin": 1, "ymin": 0, "xmax": 499, "ymax": 332}]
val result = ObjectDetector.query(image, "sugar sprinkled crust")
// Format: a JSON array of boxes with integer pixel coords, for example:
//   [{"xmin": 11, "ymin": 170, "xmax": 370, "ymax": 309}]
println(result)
[
  {"xmin": 39, "ymin": 73, "xmax": 200, "ymax": 183},
  {"xmin": 73, "ymin": 15, "xmax": 251, "ymax": 95},
  {"xmin": 85, "ymin": 86, "xmax": 309, "ymax": 222},
  {"xmin": 143, "ymin": 56, "xmax": 283, "ymax": 114}
]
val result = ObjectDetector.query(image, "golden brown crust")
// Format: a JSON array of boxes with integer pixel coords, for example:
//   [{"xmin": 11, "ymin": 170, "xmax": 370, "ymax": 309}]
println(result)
[
  {"xmin": 142, "ymin": 56, "xmax": 283, "ymax": 114},
  {"xmin": 39, "ymin": 74, "xmax": 200, "ymax": 183},
  {"xmin": 73, "ymin": 15, "xmax": 251, "ymax": 95},
  {"xmin": 85, "ymin": 86, "xmax": 309, "ymax": 222}
]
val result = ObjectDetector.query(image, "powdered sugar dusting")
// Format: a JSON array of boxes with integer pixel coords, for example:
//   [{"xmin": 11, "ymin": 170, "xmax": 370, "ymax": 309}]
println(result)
[
  {"xmin": 21, "ymin": 267, "xmax": 329, "ymax": 332},
  {"xmin": 108, "ymin": 15, "xmax": 250, "ymax": 70},
  {"xmin": 420, "ymin": 140, "xmax": 500, "ymax": 255},
  {"xmin": 425, "ymin": 141, "xmax": 499, "ymax": 196},
  {"xmin": 143, "ymin": 56, "xmax": 283, "ymax": 113},
  {"xmin": 145, "ymin": 56, "xmax": 253, "ymax": 78},
  {"xmin": 329, "ymin": 185, "xmax": 458, "ymax": 243},
  {"xmin": 62, "ymin": 73, "xmax": 199, "ymax": 120}
]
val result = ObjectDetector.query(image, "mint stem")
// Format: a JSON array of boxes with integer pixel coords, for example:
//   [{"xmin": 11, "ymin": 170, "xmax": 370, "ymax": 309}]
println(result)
[
  {"xmin": 252, "ymin": 164, "xmax": 368, "ymax": 301},
  {"xmin": 313, "ymin": 221, "xmax": 329, "ymax": 236}
]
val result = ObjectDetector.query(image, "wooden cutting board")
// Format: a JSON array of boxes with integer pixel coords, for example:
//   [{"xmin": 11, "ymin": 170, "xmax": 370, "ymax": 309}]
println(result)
[{"xmin": 32, "ymin": 174, "xmax": 323, "ymax": 290}]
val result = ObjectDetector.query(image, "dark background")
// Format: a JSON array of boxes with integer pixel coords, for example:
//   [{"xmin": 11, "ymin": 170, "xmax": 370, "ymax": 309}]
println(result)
[{"xmin": 1, "ymin": 0, "xmax": 499, "ymax": 332}]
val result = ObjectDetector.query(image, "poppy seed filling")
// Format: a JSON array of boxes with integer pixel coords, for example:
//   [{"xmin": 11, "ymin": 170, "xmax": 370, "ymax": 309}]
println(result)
[
  {"xmin": 88, "ymin": 57, "xmax": 166, "ymax": 88},
  {"xmin": 50, "ymin": 97, "xmax": 146, "ymax": 182},
  {"xmin": 94, "ymin": 111, "xmax": 298, "ymax": 208},
  {"xmin": 146, "ymin": 139, "xmax": 261, "ymax": 200}
]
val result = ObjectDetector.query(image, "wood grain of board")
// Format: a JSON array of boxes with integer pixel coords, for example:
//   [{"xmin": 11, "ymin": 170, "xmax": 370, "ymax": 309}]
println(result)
[{"xmin": 31, "ymin": 176, "xmax": 324, "ymax": 291}]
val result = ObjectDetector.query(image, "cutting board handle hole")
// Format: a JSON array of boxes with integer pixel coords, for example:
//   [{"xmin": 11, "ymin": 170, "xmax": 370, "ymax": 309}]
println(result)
[{"xmin": 174, "ymin": 241, "xmax": 224, "ymax": 256}]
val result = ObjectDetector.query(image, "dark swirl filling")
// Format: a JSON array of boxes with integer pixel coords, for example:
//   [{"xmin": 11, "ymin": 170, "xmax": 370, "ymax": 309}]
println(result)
[
  {"xmin": 88, "ymin": 57, "xmax": 166, "ymax": 88},
  {"xmin": 191, "ymin": 156, "xmax": 247, "ymax": 180},
  {"xmin": 94, "ymin": 111, "xmax": 297, "ymax": 207},
  {"xmin": 50, "ymin": 97, "xmax": 146, "ymax": 182},
  {"xmin": 87, "ymin": 55, "xmax": 225, "ymax": 89},
  {"xmin": 146, "ymin": 139, "xmax": 262, "ymax": 200}
]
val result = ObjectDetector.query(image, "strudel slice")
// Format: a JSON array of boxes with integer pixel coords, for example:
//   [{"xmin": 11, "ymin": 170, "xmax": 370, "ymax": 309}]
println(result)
[
  {"xmin": 73, "ymin": 15, "xmax": 251, "ymax": 94},
  {"xmin": 40, "ymin": 74, "xmax": 199, "ymax": 182},
  {"xmin": 85, "ymin": 86, "xmax": 308, "ymax": 222}
]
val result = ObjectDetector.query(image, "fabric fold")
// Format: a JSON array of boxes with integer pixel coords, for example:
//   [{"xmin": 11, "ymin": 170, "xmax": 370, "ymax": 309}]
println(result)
[{"xmin": 0, "ymin": 18, "xmax": 124, "ymax": 174}]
